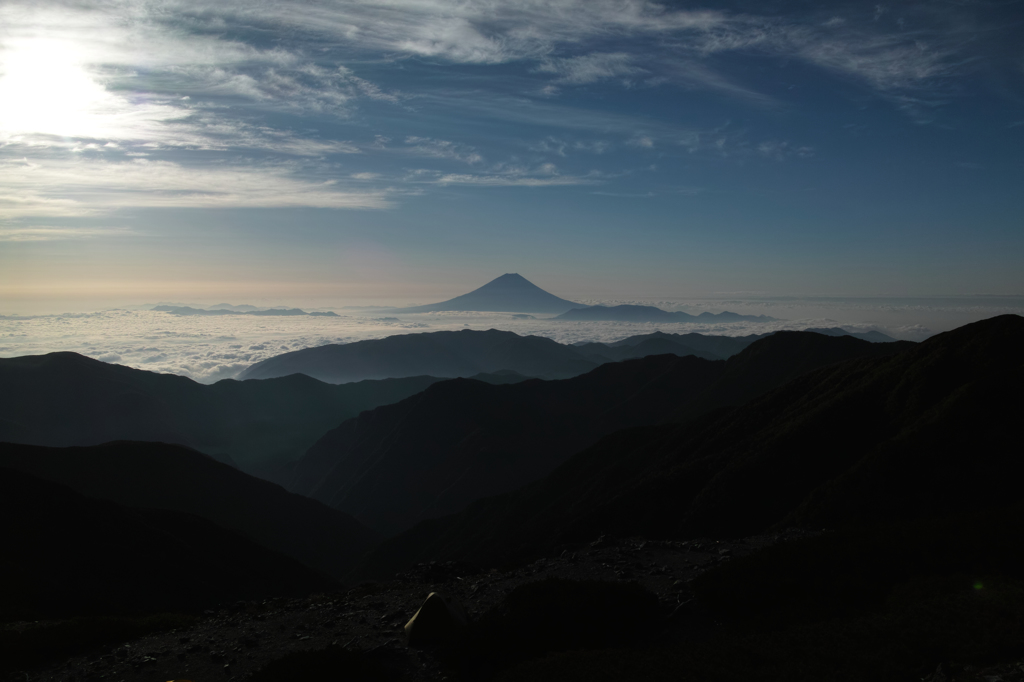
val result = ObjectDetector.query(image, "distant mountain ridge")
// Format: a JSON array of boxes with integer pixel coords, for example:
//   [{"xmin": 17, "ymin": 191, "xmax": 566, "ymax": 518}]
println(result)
[
  {"xmin": 388, "ymin": 273, "xmax": 584, "ymax": 314},
  {"xmin": 238, "ymin": 327, "xmax": 906, "ymax": 384},
  {"xmin": 556, "ymin": 304, "xmax": 776, "ymax": 323},
  {"xmin": 237, "ymin": 328, "xmax": 599, "ymax": 383}
]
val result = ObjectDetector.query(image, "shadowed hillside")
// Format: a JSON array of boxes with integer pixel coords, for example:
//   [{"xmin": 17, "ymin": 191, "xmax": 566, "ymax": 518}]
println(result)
[
  {"xmin": 355, "ymin": 315, "xmax": 1019, "ymax": 576},
  {"xmin": 0, "ymin": 467, "xmax": 335, "ymax": 622},
  {"xmin": 0, "ymin": 441, "xmax": 377, "ymax": 579},
  {"xmin": 0, "ymin": 352, "xmax": 443, "ymax": 475},
  {"xmin": 287, "ymin": 354, "xmax": 722, "ymax": 535},
  {"xmin": 290, "ymin": 332, "xmax": 909, "ymax": 536}
]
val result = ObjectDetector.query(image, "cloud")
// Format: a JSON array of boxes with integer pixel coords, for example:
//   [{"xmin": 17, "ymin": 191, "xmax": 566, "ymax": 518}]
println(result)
[
  {"xmin": 756, "ymin": 140, "xmax": 815, "ymax": 160},
  {"xmin": 403, "ymin": 137, "xmax": 483, "ymax": 165},
  {"xmin": 193, "ymin": 1, "xmax": 728, "ymax": 65},
  {"xmin": 0, "ymin": 0, "xmax": 1000, "ymax": 226},
  {"xmin": 0, "ymin": 226, "xmax": 135, "ymax": 241},
  {"xmin": 0, "ymin": 156, "xmax": 391, "ymax": 218},
  {"xmin": 537, "ymin": 52, "xmax": 644, "ymax": 85},
  {"xmin": 408, "ymin": 165, "xmax": 598, "ymax": 187},
  {"xmin": 529, "ymin": 138, "xmax": 611, "ymax": 156}
]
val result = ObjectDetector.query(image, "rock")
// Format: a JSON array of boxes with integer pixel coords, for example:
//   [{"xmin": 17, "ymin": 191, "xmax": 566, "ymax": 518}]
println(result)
[{"xmin": 403, "ymin": 592, "xmax": 468, "ymax": 647}]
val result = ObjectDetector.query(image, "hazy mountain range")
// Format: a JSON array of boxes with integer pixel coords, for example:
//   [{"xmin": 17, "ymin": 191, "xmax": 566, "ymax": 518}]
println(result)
[
  {"xmin": 556, "ymin": 304, "xmax": 777, "ymax": 323},
  {"xmin": 238, "ymin": 326, "xmax": 896, "ymax": 384},
  {"xmin": 1, "ymin": 329, "xmax": 891, "ymax": 478},
  {"xmin": 237, "ymin": 328, "xmax": 599, "ymax": 383}
]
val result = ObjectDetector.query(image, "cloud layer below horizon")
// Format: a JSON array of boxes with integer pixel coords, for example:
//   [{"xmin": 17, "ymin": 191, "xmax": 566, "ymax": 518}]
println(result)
[{"xmin": 5, "ymin": 294, "xmax": 1022, "ymax": 383}]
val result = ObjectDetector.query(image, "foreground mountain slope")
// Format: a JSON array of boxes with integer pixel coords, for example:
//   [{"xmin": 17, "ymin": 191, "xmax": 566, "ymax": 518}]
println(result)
[
  {"xmin": 356, "ymin": 315, "xmax": 1018, "ymax": 575},
  {"xmin": 0, "ymin": 352, "xmax": 441, "ymax": 474},
  {"xmin": 0, "ymin": 467, "xmax": 335, "ymax": 621},
  {"xmin": 388, "ymin": 273, "xmax": 584, "ymax": 314},
  {"xmin": 0, "ymin": 441, "xmax": 377, "ymax": 579},
  {"xmin": 672, "ymin": 331, "xmax": 916, "ymax": 421},
  {"xmin": 292, "ymin": 332, "xmax": 908, "ymax": 537},
  {"xmin": 238, "ymin": 328, "xmax": 599, "ymax": 383},
  {"xmin": 287, "ymin": 354, "xmax": 722, "ymax": 535}
]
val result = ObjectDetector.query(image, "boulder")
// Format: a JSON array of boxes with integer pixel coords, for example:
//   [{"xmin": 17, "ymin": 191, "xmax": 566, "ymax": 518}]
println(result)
[{"xmin": 403, "ymin": 592, "xmax": 467, "ymax": 647}]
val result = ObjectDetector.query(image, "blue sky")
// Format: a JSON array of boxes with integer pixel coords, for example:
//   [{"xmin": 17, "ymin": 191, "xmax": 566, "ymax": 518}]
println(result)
[{"xmin": 1, "ymin": 0, "xmax": 1022, "ymax": 307}]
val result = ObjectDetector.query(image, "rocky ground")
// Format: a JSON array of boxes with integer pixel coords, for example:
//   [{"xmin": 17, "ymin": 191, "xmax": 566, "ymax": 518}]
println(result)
[
  {"xmin": 9, "ymin": 529, "xmax": 813, "ymax": 682},
  {"xmin": 12, "ymin": 526, "xmax": 1019, "ymax": 682}
]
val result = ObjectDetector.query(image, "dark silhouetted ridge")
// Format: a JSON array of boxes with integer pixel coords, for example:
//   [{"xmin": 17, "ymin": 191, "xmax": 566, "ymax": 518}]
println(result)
[
  {"xmin": 0, "ymin": 441, "xmax": 377, "ymax": 579},
  {"xmin": 352, "ymin": 316, "xmax": 1017, "ymax": 577},
  {"xmin": 288, "ymin": 331, "xmax": 908, "ymax": 538},
  {"xmin": 0, "ymin": 351, "xmax": 443, "ymax": 475},
  {"xmin": 0, "ymin": 466, "xmax": 334, "ymax": 621}
]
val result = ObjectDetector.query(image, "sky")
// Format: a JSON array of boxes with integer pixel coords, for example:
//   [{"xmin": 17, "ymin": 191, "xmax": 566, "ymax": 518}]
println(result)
[{"xmin": 2, "ymin": 0, "xmax": 1023, "ymax": 311}]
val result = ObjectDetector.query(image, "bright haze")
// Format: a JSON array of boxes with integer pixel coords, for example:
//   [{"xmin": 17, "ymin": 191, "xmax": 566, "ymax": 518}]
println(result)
[{"xmin": 2, "ymin": 2, "xmax": 1022, "ymax": 317}]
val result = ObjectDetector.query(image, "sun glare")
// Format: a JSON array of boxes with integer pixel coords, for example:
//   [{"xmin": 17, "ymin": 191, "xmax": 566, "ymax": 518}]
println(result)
[{"xmin": 0, "ymin": 39, "xmax": 124, "ymax": 139}]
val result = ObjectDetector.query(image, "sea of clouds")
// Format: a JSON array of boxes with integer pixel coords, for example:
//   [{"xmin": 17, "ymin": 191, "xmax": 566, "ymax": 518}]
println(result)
[{"xmin": 2, "ymin": 295, "xmax": 1021, "ymax": 383}]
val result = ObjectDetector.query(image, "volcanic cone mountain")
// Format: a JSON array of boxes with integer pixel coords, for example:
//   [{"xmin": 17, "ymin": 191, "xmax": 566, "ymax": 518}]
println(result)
[{"xmin": 388, "ymin": 273, "xmax": 584, "ymax": 314}]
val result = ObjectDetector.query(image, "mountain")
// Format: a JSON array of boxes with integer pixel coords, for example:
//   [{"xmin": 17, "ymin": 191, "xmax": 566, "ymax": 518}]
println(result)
[
  {"xmin": 237, "ymin": 328, "xmax": 599, "ymax": 383},
  {"xmin": 0, "ymin": 352, "xmax": 443, "ymax": 475},
  {"xmin": 803, "ymin": 326, "xmax": 897, "ymax": 342},
  {"xmin": 354, "ymin": 315, "xmax": 1018, "ymax": 576},
  {"xmin": 286, "ymin": 354, "xmax": 721, "ymax": 535},
  {"xmin": 387, "ymin": 273, "xmax": 584, "ymax": 314},
  {"xmin": 607, "ymin": 330, "xmax": 767, "ymax": 357},
  {"xmin": 289, "ymin": 332, "xmax": 910, "ymax": 537},
  {"xmin": 0, "ymin": 466, "xmax": 335, "ymax": 621},
  {"xmin": 555, "ymin": 304, "xmax": 776, "ymax": 323},
  {"xmin": 572, "ymin": 337, "xmax": 721, "ymax": 363},
  {"xmin": 0, "ymin": 441, "xmax": 377, "ymax": 580}
]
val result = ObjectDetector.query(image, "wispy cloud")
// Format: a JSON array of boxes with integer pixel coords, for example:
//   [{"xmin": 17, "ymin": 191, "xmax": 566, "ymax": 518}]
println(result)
[
  {"xmin": 403, "ymin": 137, "xmax": 483, "ymax": 165},
  {"xmin": 407, "ymin": 164, "xmax": 598, "ymax": 187},
  {"xmin": 537, "ymin": 53, "xmax": 644, "ymax": 85},
  {"xmin": 0, "ymin": 0, "xmax": 1006, "ymax": 226},
  {"xmin": 0, "ymin": 156, "xmax": 391, "ymax": 218},
  {"xmin": 0, "ymin": 225, "xmax": 135, "ymax": 241},
  {"xmin": 528, "ymin": 137, "xmax": 610, "ymax": 156}
]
